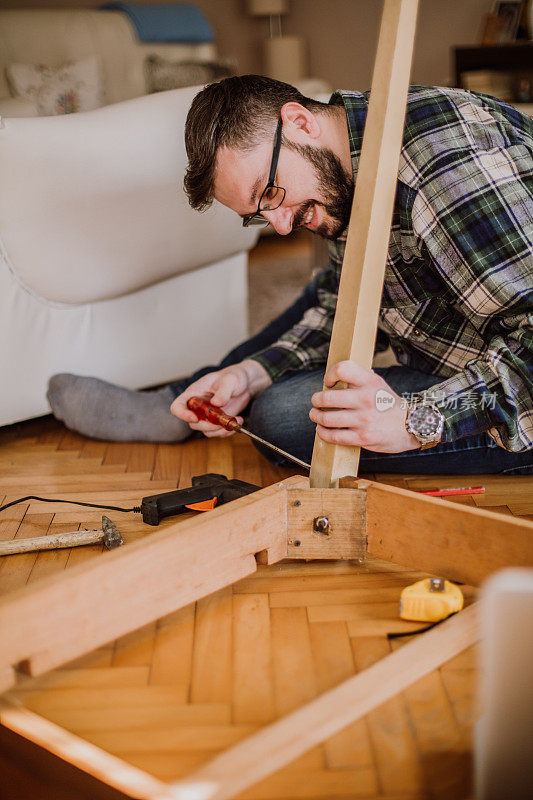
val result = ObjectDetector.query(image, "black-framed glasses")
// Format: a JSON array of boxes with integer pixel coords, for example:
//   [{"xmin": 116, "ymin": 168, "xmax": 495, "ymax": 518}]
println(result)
[{"xmin": 242, "ymin": 118, "xmax": 286, "ymax": 227}]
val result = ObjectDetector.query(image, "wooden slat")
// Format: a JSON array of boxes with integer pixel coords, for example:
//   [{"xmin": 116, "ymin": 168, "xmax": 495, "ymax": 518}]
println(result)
[
  {"xmin": 191, "ymin": 587, "xmax": 233, "ymax": 704},
  {"xmin": 11, "ymin": 687, "xmax": 223, "ymax": 714},
  {"xmin": 440, "ymin": 669, "xmax": 478, "ymax": 729},
  {"xmin": 401, "ymin": 669, "xmax": 471, "ymax": 796},
  {"xmin": 126, "ymin": 443, "xmax": 156, "ymax": 475},
  {"xmin": 0, "ymin": 697, "xmax": 173, "ymax": 800},
  {"xmin": 177, "ymin": 437, "xmax": 208, "ymax": 489},
  {"xmin": 352, "ymin": 637, "xmax": 422, "ymax": 793},
  {"xmin": 206, "ymin": 437, "xmax": 234, "ymax": 480},
  {"xmin": 307, "ymin": 601, "xmax": 402, "ymax": 623},
  {"xmin": 271, "ymin": 608, "xmax": 318, "ymax": 717},
  {"xmin": 0, "ymin": 480, "xmax": 294, "ymax": 688},
  {"xmin": 170, "ymin": 605, "xmax": 478, "ymax": 800},
  {"xmin": 103, "ymin": 444, "xmax": 131, "ymax": 468},
  {"xmin": 309, "ymin": 621, "xmax": 374, "ymax": 772},
  {"xmin": 15, "ymin": 667, "xmax": 150, "ymax": 691},
  {"xmin": 232, "ymin": 594, "xmax": 275, "ymax": 725},
  {"xmin": 234, "ymin": 569, "xmax": 426, "ymax": 594},
  {"xmin": 58, "ymin": 430, "xmax": 88, "ymax": 452},
  {"xmin": 80, "ymin": 723, "xmax": 257, "ymax": 754},
  {"xmin": 152, "ymin": 444, "xmax": 182, "ymax": 481},
  {"xmin": 149, "ymin": 605, "xmax": 196, "ymax": 694},
  {"xmin": 310, "ymin": 0, "xmax": 419, "ymax": 488},
  {"xmin": 366, "ymin": 482, "xmax": 533, "ymax": 585},
  {"xmin": 112, "ymin": 622, "xmax": 157, "ymax": 669},
  {"xmin": 0, "ymin": 513, "xmax": 51, "ymax": 595},
  {"xmin": 10, "ymin": 702, "xmax": 231, "ymax": 735}
]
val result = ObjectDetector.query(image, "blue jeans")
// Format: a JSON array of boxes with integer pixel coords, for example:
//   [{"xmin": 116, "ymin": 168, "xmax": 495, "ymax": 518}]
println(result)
[{"xmin": 169, "ymin": 278, "xmax": 533, "ymax": 475}]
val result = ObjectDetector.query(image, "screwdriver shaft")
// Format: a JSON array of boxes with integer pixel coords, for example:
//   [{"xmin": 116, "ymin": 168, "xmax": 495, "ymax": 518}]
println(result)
[{"xmin": 237, "ymin": 425, "xmax": 311, "ymax": 471}]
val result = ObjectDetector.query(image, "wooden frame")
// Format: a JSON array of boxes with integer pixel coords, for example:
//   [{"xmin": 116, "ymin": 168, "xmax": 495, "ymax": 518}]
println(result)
[
  {"xmin": 2, "ymin": 2, "xmax": 532, "ymax": 797},
  {"xmin": 310, "ymin": 0, "xmax": 419, "ymax": 488},
  {"xmin": 1, "ymin": 477, "xmax": 533, "ymax": 799}
]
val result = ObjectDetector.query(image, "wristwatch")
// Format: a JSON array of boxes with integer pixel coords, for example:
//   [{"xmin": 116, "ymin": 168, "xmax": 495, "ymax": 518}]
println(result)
[{"xmin": 405, "ymin": 401, "xmax": 445, "ymax": 449}]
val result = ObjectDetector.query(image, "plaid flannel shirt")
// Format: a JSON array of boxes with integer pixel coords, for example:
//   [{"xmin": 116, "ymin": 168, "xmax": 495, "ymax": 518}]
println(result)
[{"xmin": 251, "ymin": 86, "xmax": 533, "ymax": 452}]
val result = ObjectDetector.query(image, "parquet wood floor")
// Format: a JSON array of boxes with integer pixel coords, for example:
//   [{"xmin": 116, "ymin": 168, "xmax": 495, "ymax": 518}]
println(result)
[{"xmin": 1, "ymin": 414, "xmax": 532, "ymax": 799}]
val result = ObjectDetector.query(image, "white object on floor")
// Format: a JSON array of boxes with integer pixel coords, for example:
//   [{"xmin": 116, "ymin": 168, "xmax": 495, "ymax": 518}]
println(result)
[{"xmin": 475, "ymin": 568, "xmax": 533, "ymax": 799}]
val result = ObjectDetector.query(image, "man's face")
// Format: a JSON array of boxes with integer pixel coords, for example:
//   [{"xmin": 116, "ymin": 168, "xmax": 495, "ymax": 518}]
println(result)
[{"xmin": 214, "ymin": 131, "xmax": 354, "ymax": 240}]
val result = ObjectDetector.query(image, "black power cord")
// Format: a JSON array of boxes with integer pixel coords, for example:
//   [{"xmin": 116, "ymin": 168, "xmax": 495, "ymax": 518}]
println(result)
[
  {"xmin": 387, "ymin": 613, "xmax": 456, "ymax": 639},
  {"xmin": 0, "ymin": 496, "xmax": 141, "ymax": 515}
]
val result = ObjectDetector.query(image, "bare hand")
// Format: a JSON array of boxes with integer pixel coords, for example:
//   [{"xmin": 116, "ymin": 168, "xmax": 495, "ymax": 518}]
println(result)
[
  {"xmin": 170, "ymin": 360, "xmax": 271, "ymax": 438},
  {"xmin": 309, "ymin": 361, "xmax": 420, "ymax": 453}
]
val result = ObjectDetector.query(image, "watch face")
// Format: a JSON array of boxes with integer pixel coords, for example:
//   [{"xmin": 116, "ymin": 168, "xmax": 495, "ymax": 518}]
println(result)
[{"xmin": 410, "ymin": 405, "xmax": 441, "ymax": 437}]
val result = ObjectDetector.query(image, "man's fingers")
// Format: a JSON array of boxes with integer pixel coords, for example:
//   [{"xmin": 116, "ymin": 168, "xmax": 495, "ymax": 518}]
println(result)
[
  {"xmin": 324, "ymin": 361, "xmax": 373, "ymax": 389},
  {"xmin": 309, "ymin": 408, "xmax": 366, "ymax": 429},
  {"xmin": 192, "ymin": 423, "xmax": 235, "ymax": 438},
  {"xmin": 170, "ymin": 371, "xmax": 221, "ymax": 422},
  {"xmin": 189, "ymin": 420, "xmax": 219, "ymax": 434},
  {"xmin": 170, "ymin": 390, "xmax": 214, "ymax": 423},
  {"xmin": 316, "ymin": 424, "xmax": 367, "ymax": 447},
  {"xmin": 210, "ymin": 372, "xmax": 241, "ymax": 407},
  {"xmin": 169, "ymin": 363, "xmax": 255, "ymax": 427},
  {"xmin": 311, "ymin": 388, "xmax": 361, "ymax": 410},
  {"xmin": 170, "ymin": 395, "xmax": 198, "ymax": 423}
]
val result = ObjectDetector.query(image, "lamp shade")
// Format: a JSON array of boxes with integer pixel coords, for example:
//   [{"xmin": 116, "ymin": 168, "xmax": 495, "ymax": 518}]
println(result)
[
  {"xmin": 264, "ymin": 35, "xmax": 305, "ymax": 83},
  {"xmin": 247, "ymin": 0, "xmax": 288, "ymax": 16}
]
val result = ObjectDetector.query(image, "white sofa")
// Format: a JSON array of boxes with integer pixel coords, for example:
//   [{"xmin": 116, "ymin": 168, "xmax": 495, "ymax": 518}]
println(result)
[
  {"xmin": 0, "ymin": 86, "xmax": 259, "ymax": 425},
  {"xmin": 0, "ymin": 8, "xmax": 218, "ymax": 117}
]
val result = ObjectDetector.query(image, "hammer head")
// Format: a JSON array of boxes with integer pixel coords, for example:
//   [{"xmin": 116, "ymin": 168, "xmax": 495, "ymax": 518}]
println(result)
[{"xmin": 101, "ymin": 516, "xmax": 124, "ymax": 550}]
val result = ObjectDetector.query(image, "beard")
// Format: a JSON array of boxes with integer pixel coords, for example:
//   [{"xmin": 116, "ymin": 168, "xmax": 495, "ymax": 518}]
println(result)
[{"xmin": 284, "ymin": 139, "xmax": 354, "ymax": 240}]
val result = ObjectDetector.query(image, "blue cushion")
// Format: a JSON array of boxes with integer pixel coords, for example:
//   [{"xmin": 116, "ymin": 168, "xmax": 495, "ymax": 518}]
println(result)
[{"xmin": 101, "ymin": 2, "xmax": 215, "ymax": 43}]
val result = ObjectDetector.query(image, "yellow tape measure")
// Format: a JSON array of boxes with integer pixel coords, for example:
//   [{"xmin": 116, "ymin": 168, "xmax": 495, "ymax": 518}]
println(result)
[{"xmin": 400, "ymin": 577, "xmax": 463, "ymax": 622}]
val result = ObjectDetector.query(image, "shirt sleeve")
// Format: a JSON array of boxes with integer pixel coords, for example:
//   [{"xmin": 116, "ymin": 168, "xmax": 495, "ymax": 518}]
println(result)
[
  {"xmin": 408, "ymin": 107, "xmax": 533, "ymax": 452},
  {"xmin": 421, "ymin": 322, "xmax": 533, "ymax": 452},
  {"xmin": 250, "ymin": 237, "xmax": 345, "ymax": 381}
]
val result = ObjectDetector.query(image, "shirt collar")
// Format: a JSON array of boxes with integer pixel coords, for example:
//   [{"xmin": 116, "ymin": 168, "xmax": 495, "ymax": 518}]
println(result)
[{"xmin": 328, "ymin": 90, "xmax": 368, "ymax": 181}]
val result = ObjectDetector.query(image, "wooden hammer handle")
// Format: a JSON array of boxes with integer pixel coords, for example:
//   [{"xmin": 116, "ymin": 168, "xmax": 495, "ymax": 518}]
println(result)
[{"xmin": 0, "ymin": 530, "xmax": 103, "ymax": 556}]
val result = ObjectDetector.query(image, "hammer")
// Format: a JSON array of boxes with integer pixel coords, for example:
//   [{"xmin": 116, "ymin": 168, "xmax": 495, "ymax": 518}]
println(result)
[{"xmin": 0, "ymin": 516, "xmax": 123, "ymax": 556}]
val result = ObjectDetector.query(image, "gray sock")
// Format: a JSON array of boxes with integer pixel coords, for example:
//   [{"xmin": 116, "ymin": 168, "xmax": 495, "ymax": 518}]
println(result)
[{"xmin": 47, "ymin": 374, "xmax": 191, "ymax": 443}]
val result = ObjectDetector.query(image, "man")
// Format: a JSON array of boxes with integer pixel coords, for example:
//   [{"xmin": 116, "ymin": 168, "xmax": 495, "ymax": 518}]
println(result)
[{"xmin": 48, "ymin": 75, "xmax": 533, "ymax": 474}]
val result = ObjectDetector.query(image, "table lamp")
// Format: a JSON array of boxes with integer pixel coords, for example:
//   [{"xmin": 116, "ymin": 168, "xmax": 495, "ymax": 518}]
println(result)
[{"xmin": 247, "ymin": 0, "xmax": 306, "ymax": 84}]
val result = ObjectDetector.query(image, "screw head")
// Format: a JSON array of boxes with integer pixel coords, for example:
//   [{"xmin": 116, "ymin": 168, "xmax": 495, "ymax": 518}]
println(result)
[
  {"xmin": 294, "ymin": 500, "xmax": 301, "ymax": 507},
  {"xmin": 313, "ymin": 516, "xmax": 330, "ymax": 535},
  {"xmin": 293, "ymin": 540, "xmax": 301, "ymax": 547}
]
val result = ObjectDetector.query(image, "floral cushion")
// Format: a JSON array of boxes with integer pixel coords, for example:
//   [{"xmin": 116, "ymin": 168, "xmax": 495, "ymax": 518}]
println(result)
[
  {"xmin": 145, "ymin": 55, "xmax": 235, "ymax": 93},
  {"xmin": 6, "ymin": 56, "xmax": 103, "ymax": 116}
]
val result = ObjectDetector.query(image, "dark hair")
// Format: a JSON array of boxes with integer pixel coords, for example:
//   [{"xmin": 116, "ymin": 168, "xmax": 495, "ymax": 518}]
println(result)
[{"xmin": 183, "ymin": 74, "xmax": 333, "ymax": 211}]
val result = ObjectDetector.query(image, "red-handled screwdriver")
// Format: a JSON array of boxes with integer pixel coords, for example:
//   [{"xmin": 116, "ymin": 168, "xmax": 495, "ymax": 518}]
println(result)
[{"xmin": 187, "ymin": 396, "xmax": 311, "ymax": 471}]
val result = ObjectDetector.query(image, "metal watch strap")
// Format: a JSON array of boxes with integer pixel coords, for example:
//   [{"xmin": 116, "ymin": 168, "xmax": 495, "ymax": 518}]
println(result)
[{"xmin": 419, "ymin": 439, "xmax": 440, "ymax": 450}]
